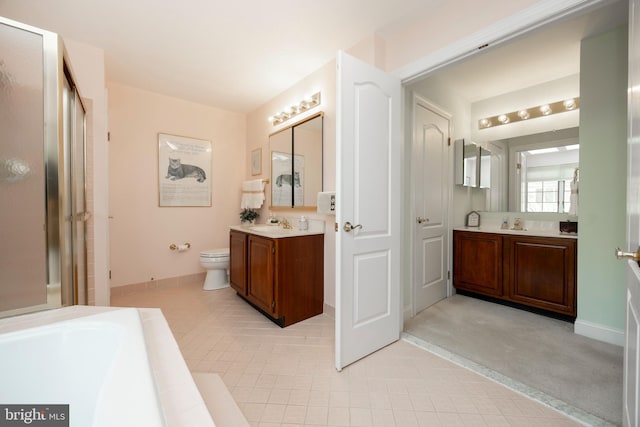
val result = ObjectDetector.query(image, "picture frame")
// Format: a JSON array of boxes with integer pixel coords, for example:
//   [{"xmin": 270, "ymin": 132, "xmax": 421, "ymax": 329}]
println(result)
[
  {"xmin": 158, "ymin": 133, "xmax": 212, "ymax": 207},
  {"xmin": 251, "ymin": 148, "xmax": 262, "ymax": 175}
]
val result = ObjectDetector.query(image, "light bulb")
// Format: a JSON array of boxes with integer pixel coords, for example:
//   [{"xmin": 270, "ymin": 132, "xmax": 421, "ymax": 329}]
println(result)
[{"xmin": 563, "ymin": 99, "xmax": 576, "ymax": 110}]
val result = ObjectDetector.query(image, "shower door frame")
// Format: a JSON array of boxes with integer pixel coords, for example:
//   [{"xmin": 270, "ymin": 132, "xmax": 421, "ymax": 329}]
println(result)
[{"xmin": 0, "ymin": 17, "xmax": 88, "ymax": 317}]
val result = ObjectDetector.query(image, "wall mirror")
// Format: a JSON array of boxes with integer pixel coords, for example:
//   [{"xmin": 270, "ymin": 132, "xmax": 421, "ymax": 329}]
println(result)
[
  {"xmin": 270, "ymin": 112, "xmax": 323, "ymax": 208},
  {"xmin": 488, "ymin": 127, "xmax": 579, "ymax": 213}
]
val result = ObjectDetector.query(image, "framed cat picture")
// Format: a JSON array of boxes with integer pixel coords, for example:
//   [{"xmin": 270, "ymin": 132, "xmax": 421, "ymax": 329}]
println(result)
[{"xmin": 158, "ymin": 133, "xmax": 212, "ymax": 207}]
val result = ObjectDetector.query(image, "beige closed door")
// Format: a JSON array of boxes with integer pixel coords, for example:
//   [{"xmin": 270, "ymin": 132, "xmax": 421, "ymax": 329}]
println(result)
[{"xmin": 412, "ymin": 97, "xmax": 451, "ymax": 314}]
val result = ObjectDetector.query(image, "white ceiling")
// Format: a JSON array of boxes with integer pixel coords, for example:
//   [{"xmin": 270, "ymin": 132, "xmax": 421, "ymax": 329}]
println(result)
[
  {"xmin": 0, "ymin": 0, "xmax": 628, "ymax": 112},
  {"xmin": 0, "ymin": 0, "xmax": 443, "ymax": 112}
]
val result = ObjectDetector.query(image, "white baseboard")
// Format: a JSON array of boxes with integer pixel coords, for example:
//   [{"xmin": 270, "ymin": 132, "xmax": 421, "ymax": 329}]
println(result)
[
  {"xmin": 574, "ymin": 319, "xmax": 624, "ymax": 347},
  {"xmin": 323, "ymin": 303, "xmax": 335, "ymax": 319},
  {"xmin": 404, "ymin": 305, "xmax": 413, "ymax": 322}
]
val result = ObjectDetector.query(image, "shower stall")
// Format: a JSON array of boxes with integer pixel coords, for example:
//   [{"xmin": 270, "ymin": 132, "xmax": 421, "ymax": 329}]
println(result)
[{"xmin": 0, "ymin": 17, "xmax": 88, "ymax": 317}]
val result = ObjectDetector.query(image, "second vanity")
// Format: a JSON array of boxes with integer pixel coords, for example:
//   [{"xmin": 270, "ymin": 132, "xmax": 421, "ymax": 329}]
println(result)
[
  {"xmin": 453, "ymin": 227, "xmax": 577, "ymax": 318},
  {"xmin": 229, "ymin": 224, "xmax": 324, "ymax": 327}
]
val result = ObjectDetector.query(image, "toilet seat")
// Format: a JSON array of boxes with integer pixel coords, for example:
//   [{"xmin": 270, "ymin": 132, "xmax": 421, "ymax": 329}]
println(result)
[{"xmin": 200, "ymin": 248, "xmax": 229, "ymax": 259}]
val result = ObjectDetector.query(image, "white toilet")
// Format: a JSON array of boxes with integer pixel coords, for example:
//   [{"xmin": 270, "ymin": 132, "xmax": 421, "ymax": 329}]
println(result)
[{"xmin": 199, "ymin": 248, "xmax": 230, "ymax": 290}]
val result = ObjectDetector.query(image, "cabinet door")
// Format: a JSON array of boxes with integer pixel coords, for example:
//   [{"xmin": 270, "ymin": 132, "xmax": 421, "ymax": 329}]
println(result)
[
  {"xmin": 505, "ymin": 236, "xmax": 576, "ymax": 317},
  {"xmin": 453, "ymin": 231, "xmax": 503, "ymax": 296},
  {"xmin": 229, "ymin": 231, "xmax": 247, "ymax": 294},
  {"xmin": 247, "ymin": 235, "xmax": 276, "ymax": 315}
]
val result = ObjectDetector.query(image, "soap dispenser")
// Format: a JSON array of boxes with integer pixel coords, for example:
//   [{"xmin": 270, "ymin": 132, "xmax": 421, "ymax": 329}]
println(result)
[{"xmin": 299, "ymin": 216, "xmax": 308, "ymax": 231}]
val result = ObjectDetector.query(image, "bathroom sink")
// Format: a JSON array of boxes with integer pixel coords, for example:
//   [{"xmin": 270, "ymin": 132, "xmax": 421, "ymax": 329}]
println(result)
[{"xmin": 245, "ymin": 225, "xmax": 294, "ymax": 235}]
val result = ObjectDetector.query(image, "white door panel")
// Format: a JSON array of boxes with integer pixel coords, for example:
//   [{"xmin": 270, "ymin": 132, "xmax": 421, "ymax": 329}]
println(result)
[
  {"xmin": 625, "ymin": 264, "xmax": 640, "ymax": 427},
  {"xmin": 624, "ymin": 1, "xmax": 640, "ymax": 425},
  {"xmin": 336, "ymin": 51, "xmax": 401, "ymax": 371},
  {"xmin": 413, "ymin": 98, "xmax": 451, "ymax": 314},
  {"xmin": 423, "ymin": 237, "xmax": 444, "ymax": 286},
  {"xmin": 353, "ymin": 251, "xmax": 390, "ymax": 326}
]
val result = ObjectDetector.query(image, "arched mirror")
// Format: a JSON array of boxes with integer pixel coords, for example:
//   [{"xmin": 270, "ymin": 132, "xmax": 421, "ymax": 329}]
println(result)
[{"xmin": 270, "ymin": 112, "xmax": 323, "ymax": 208}]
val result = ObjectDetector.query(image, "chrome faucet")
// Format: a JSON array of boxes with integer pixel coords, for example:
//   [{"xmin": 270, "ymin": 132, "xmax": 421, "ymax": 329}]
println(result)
[
  {"xmin": 281, "ymin": 218, "xmax": 292, "ymax": 229},
  {"xmin": 512, "ymin": 218, "xmax": 523, "ymax": 230}
]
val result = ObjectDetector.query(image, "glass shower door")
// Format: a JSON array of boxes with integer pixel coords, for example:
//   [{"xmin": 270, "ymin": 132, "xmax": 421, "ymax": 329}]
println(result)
[
  {"xmin": 63, "ymin": 74, "xmax": 88, "ymax": 306},
  {"xmin": 0, "ymin": 17, "xmax": 88, "ymax": 317},
  {"xmin": 0, "ymin": 21, "xmax": 51, "ymax": 313}
]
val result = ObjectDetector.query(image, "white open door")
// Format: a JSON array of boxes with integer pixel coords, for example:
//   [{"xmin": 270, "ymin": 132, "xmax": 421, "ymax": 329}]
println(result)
[
  {"xmin": 335, "ymin": 51, "xmax": 401, "ymax": 371},
  {"xmin": 623, "ymin": 0, "xmax": 640, "ymax": 424}
]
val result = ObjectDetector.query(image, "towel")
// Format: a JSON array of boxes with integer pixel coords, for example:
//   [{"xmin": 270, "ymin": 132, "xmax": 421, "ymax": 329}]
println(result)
[{"xmin": 241, "ymin": 179, "xmax": 265, "ymax": 209}]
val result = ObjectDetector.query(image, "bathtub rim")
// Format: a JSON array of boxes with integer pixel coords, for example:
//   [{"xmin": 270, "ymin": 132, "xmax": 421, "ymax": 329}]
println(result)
[{"xmin": 0, "ymin": 305, "xmax": 215, "ymax": 427}]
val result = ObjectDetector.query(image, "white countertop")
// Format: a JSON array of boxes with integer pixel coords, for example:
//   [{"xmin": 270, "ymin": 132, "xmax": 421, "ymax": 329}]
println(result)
[
  {"xmin": 230, "ymin": 220, "xmax": 325, "ymax": 239},
  {"xmin": 453, "ymin": 226, "xmax": 578, "ymax": 239}
]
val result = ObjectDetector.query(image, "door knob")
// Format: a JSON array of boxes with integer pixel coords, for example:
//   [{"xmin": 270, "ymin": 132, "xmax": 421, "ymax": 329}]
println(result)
[
  {"xmin": 343, "ymin": 221, "xmax": 362, "ymax": 232},
  {"xmin": 75, "ymin": 211, "xmax": 92, "ymax": 222},
  {"xmin": 416, "ymin": 217, "xmax": 429, "ymax": 224},
  {"xmin": 615, "ymin": 247, "xmax": 640, "ymax": 264}
]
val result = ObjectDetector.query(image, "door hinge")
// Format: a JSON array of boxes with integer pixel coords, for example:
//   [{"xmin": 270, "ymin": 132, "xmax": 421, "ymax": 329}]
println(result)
[
  {"xmin": 516, "ymin": 163, "xmax": 522, "ymax": 170},
  {"xmin": 447, "ymin": 271, "xmax": 451, "ymax": 280},
  {"xmin": 108, "ymin": 131, "xmax": 111, "ymax": 141},
  {"xmin": 271, "ymin": 301, "xmax": 275, "ymax": 310},
  {"xmin": 272, "ymin": 247, "xmax": 275, "ymax": 254},
  {"xmin": 447, "ymin": 137, "xmax": 451, "ymax": 146},
  {"xmin": 335, "ymin": 222, "xmax": 338, "ymax": 232}
]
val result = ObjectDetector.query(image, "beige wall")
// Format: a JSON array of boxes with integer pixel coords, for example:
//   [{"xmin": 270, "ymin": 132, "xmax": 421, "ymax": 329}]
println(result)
[
  {"xmin": 382, "ymin": 0, "xmax": 539, "ymax": 73},
  {"xmin": 107, "ymin": 83, "xmax": 245, "ymax": 287}
]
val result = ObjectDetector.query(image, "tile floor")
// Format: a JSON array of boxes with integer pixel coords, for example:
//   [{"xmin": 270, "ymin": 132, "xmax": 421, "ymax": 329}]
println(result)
[{"xmin": 111, "ymin": 281, "xmax": 581, "ymax": 426}]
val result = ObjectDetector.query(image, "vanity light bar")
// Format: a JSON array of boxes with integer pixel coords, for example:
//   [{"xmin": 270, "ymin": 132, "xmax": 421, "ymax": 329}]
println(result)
[
  {"xmin": 269, "ymin": 92, "xmax": 321, "ymax": 126},
  {"xmin": 478, "ymin": 97, "xmax": 579, "ymax": 129}
]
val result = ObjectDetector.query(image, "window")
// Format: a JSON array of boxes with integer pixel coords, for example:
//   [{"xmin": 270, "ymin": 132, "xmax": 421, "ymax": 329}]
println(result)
[
  {"xmin": 525, "ymin": 179, "xmax": 572, "ymax": 212},
  {"xmin": 516, "ymin": 143, "xmax": 579, "ymax": 213}
]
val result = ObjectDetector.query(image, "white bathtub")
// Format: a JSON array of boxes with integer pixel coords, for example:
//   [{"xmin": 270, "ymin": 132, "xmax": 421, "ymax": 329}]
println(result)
[{"xmin": 0, "ymin": 308, "xmax": 165, "ymax": 426}]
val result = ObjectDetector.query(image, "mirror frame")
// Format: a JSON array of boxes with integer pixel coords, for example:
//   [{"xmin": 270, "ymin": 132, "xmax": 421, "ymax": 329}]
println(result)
[{"xmin": 269, "ymin": 112, "xmax": 323, "ymax": 209}]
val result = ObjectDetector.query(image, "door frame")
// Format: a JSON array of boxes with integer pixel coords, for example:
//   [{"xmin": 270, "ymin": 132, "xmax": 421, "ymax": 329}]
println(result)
[
  {"xmin": 406, "ymin": 94, "xmax": 454, "ymax": 319},
  {"xmin": 393, "ymin": 0, "xmax": 610, "ymax": 322}
]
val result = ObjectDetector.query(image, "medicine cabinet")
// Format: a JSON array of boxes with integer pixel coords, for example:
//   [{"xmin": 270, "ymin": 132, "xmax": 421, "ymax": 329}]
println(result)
[
  {"xmin": 454, "ymin": 139, "xmax": 491, "ymax": 189},
  {"xmin": 269, "ymin": 112, "xmax": 323, "ymax": 208}
]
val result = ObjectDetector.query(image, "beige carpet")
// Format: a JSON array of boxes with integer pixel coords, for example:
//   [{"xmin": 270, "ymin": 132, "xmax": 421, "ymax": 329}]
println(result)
[{"xmin": 404, "ymin": 294, "xmax": 623, "ymax": 426}]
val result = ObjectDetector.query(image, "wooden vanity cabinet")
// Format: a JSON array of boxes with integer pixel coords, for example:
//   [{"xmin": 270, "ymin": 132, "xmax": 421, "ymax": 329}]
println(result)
[
  {"xmin": 505, "ymin": 235, "xmax": 576, "ymax": 317},
  {"xmin": 229, "ymin": 230, "xmax": 247, "ymax": 294},
  {"xmin": 453, "ymin": 231, "xmax": 503, "ymax": 296},
  {"xmin": 246, "ymin": 235, "xmax": 276, "ymax": 316},
  {"xmin": 229, "ymin": 230, "xmax": 324, "ymax": 327},
  {"xmin": 453, "ymin": 230, "xmax": 577, "ymax": 318}
]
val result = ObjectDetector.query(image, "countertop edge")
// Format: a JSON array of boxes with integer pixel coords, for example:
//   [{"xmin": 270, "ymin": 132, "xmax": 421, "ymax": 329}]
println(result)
[
  {"xmin": 230, "ymin": 224, "xmax": 325, "ymax": 239},
  {"xmin": 453, "ymin": 226, "xmax": 578, "ymax": 239}
]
